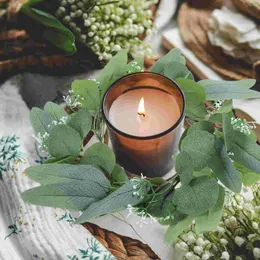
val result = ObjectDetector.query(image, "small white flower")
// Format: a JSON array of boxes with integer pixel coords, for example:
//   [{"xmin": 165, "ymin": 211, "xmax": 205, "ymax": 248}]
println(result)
[
  {"xmin": 221, "ymin": 251, "xmax": 230, "ymax": 260},
  {"xmin": 220, "ymin": 238, "xmax": 228, "ymax": 245},
  {"xmin": 252, "ymin": 222, "xmax": 259, "ymax": 230},
  {"xmin": 113, "ymin": 45, "xmax": 121, "ymax": 52},
  {"xmin": 202, "ymin": 252, "xmax": 211, "ymax": 260},
  {"xmin": 217, "ymin": 226, "xmax": 225, "ymax": 234},
  {"xmin": 235, "ymin": 257, "xmax": 243, "ymax": 260},
  {"xmin": 186, "ymin": 234, "xmax": 196, "ymax": 245},
  {"xmin": 253, "ymin": 248, "xmax": 260, "ymax": 259},
  {"xmin": 235, "ymin": 236, "xmax": 246, "ymax": 247},
  {"xmin": 248, "ymin": 234, "xmax": 257, "ymax": 241},
  {"xmin": 196, "ymin": 238, "xmax": 205, "ymax": 246},
  {"xmin": 194, "ymin": 246, "xmax": 203, "ymax": 255}
]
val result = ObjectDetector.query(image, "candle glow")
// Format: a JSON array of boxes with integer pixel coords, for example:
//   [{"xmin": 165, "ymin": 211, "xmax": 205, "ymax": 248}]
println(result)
[{"xmin": 138, "ymin": 97, "xmax": 146, "ymax": 117}]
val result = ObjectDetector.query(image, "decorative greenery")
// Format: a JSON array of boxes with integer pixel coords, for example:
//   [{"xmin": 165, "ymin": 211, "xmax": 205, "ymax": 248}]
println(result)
[
  {"xmin": 21, "ymin": 49, "xmax": 260, "ymax": 250},
  {"xmin": 175, "ymin": 183, "xmax": 260, "ymax": 260}
]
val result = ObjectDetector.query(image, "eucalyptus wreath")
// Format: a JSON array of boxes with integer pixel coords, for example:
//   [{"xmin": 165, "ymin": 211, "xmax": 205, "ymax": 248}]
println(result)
[{"xmin": 21, "ymin": 49, "xmax": 260, "ymax": 244}]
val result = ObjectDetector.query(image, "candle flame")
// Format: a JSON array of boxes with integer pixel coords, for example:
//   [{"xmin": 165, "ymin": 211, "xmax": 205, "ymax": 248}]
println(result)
[{"xmin": 138, "ymin": 97, "xmax": 145, "ymax": 116}]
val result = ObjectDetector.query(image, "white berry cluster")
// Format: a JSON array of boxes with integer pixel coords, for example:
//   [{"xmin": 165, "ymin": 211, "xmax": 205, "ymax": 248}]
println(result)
[
  {"xmin": 231, "ymin": 117, "xmax": 256, "ymax": 136},
  {"xmin": 55, "ymin": 0, "xmax": 158, "ymax": 61},
  {"xmin": 175, "ymin": 184, "xmax": 260, "ymax": 259}
]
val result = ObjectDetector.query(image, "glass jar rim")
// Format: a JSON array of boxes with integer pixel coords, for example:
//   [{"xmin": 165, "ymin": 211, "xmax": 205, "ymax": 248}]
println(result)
[{"xmin": 102, "ymin": 72, "xmax": 186, "ymax": 140}]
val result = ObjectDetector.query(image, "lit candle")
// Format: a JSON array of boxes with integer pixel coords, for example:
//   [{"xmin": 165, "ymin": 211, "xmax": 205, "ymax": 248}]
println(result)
[{"xmin": 102, "ymin": 72, "xmax": 185, "ymax": 177}]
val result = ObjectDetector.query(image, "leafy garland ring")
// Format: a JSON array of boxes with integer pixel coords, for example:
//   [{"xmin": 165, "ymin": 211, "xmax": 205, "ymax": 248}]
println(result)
[{"xmin": 21, "ymin": 49, "xmax": 260, "ymax": 244}]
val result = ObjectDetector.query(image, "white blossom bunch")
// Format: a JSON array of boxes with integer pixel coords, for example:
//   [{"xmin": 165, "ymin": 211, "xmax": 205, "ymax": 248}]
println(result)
[
  {"xmin": 55, "ymin": 0, "xmax": 158, "ymax": 61},
  {"xmin": 175, "ymin": 184, "xmax": 260, "ymax": 260}
]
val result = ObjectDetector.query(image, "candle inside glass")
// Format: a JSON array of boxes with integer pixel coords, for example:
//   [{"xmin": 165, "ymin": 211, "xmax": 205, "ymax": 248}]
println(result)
[{"xmin": 102, "ymin": 72, "xmax": 185, "ymax": 177}]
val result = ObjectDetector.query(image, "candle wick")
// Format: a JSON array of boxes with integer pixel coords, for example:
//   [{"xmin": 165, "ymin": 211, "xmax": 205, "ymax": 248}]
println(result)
[{"xmin": 138, "ymin": 112, "xmax": 145, "ymax": 117}]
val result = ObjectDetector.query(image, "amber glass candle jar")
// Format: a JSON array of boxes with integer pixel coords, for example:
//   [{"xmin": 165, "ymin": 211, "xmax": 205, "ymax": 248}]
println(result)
[{"xmin": 102, "ymin": 72, "xmax": 185, "ymax": 177}]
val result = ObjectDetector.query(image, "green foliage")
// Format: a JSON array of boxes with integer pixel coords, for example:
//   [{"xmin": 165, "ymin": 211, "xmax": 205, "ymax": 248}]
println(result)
[
  {"xmin": 222, "ymin": 113, "xmax": 234, "ymax": 151},
  {"xmin": 164, "ymin": 62, "xmax": 193, "ymax": 81},
  {"xmin": 173, "ymin": 176, "xmax": 220, "ymax": 216},
  {"xmin": 26, "ymin": 164, "xmax": 110, "ymax": 186},
  {"xmin": 187, "ymin": 121, "xmax": 214, "ymax": 134},
  {"xmin": 43, "ymin": 102, "xmax": 67, "ymax": 122},
  {"xmin": 165, "ymin": 216, "xmax": 193, "ymax": 244},
  {"xmin": 199, "ymin": 79, "xmax": 258, "ymax": 100},
  {"xmin": 30, "ymin": 108, "xmax": 53, "ymax": 135},
  {"xmin": 235, "ymin": 162, "xmax": 260, "ymax": 186},
  {"xmin": 80, "ymin": 143, "xmax": 115, "ymax": 174},
  {"xmin": 195, "ymin": 186, "xmax": 225, "ymax": 233},
  {"xmin": 150, "ymin": 48, "xmax": 186, "ymax": 73},
  {"xmin": 45, "ymin": 156, "xmax": 75, "ymax": 164},
  {"xmin": 181, "ymin": 131, "xmax": 216, "ymax": 170},
  {"xmin": 209, "ymin": 139, "xmax": 242, "ymax": 193},
  {"xmin": 75, "ymin": 181, "xmax": 148, "ymax": 223},
  {"xmin": 215, "ymin": 100, "xmax": 233, "ymax": 114},
  {"xmin": 176, "ymin": 151, "xmax": 193, "ymax": 185},
  {"xmin": 111, "ymin": 164, "xmax": 129, "ymax": 183},
  {"xmin": 231, "ymin": 131, "xmax": 260, "ymax": 173},
  {"xmin": 72, "ymin": 80, "xmax": 100, "ymax": 115},
  {"xmin": 47, "ymin": 125, "xmax": 82, "ymax": 158},
  {"xmin": 20, "ymin": 7, "xmax": 76, "ymax": 54},
  {"xmin": 97, "ymin": 50, "xmax": 128, "ymax": 96},
  {"xmin": 68, "ymin": 108, "xmax": 92, "ymax": 139}
]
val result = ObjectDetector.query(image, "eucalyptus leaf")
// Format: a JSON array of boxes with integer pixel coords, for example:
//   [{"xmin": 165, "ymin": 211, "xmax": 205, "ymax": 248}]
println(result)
[
  {"xmin": 199, "ymin": 79, "xmax": 259, "ymax": 100},
  {"xmin": 72, "ymin": 80, "xmax": 100, "ymax": 115},
  {"xmin": 111, "ymin": 164, "xmax": 129, "ymax": 183},
  {"xmin": 22, "ymin": 0, "xmax": 44, "ymax": 8},
  {"xmin": 165, "ymin": 216, "xmax": 193, "ymax": 244},
  {"xmin": 215, "ymin": 100, "xmax": 233, "ymax": 114},
  {"xmin": 44, "ymin": 156, "xmax": 75, "ymax": 164},
  {"xmin": 26, "ymin": 164, "xmax": 110, "ymax": 187},
  {"xmin": 195, "ymin": 186, "xmax": 225, "ymax": 233},
  {"xmin": 47, "ymin": 125, "xmax": 82, "ymax": 158},
  {"xmin": 80, "ymin": 143, "xmax": 116, "ymax": 174},
  {"xmin": 187, "ymin": 121, "xmax": 214, "ymax": 135},
  {"xmin": 164, "ymin": 62, "xmax": 191, "ymax": 81},
  {"xmin": 75, "ymin": 181, "xmax": 149, "ymax": 223},
  {"xmin": 150, "ymin": 48, "xmax": 186, "ymax": 74},
  {"xmin": 176, "ymin": 151, "xmax": 194, "ymax": 185},
  {"xmin": 193, "ymin": 167, "xmax": 212, "ymax": 178},
  {"xmin": 185, "ymin": 104, "xmax": 208, "ymax": 120},
  {"xmin": 222, "ymin": 113, "xmax": 234, "ymax": 151},
  {"xmin": 173, "ymin": 176, "xmax": 220, "ymax": 216},
  {"xmin": 68, "ymin": 108, "xmax": 92, "ymax": 139},
  {"xmin": 231, "ymin": 131, "xmax": 260, "ymax": 173},
  {"xmin": 21, "ymin": 7, "xmax": 76, "ymax": 54},
  {"xmin": 209, "ymin": 138, "xmax": 242, "ymax": 193},
  {"xmin": 30, "ymin": 107, "xmax": 53, "ymax": 135},
  {"xmin": 234, "ymin": 162, "xmax": 260, "ymax": 186},
  {"xmin": 43, "ymin": 102, "xmax": 68, "ymax": 122},
  {"xmin": 21, "ymin": 180, "xmax": 108, "ymax": 211},
  {"xmin": 181, "ymin": 131, "xmax": 216, "ymax": 170},
  {"xmin": 125, "ymin": 57, "xmax": 144, "ymax": 73},
  {"xmin": 97, "ymin": 50, "xmax": 128, "ymax": 96}
]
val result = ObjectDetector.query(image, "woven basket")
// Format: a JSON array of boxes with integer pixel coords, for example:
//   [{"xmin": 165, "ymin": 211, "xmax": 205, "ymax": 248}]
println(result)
[
  {"xmin": 0, "ymin": 0, "xmax": 160, "ymax": 83},
  {"xmin": 177, "ymin": 0, "xmax": 260, "ymax": 80}
]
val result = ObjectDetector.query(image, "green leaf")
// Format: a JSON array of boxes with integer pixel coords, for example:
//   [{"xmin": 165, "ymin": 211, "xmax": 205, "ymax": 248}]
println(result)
[
  {"xmin": 26, "ymin": 164, "xmax": 110, "ymax": 186},
  {"xmin": 148, "ymin": 177, "xmax": 166, "ymax": 186},
  {"xmin": 150, "ymin": 48, "xmax": 186, "ymax": 74},
  {"xmin": 215, "ymin": 100, "xmax": 233, "ymax": 114},
  {"xmin": 165, "ymin": 216, "xmax": 193, "ymax": 244},
  {"xmin": 43, "ymin": 102, "xmax": 67, "ymax": 122},
  {"xmin": 71, "ymin": 80, "xmax": 100, "ymax": 115},
  {"xmin": 45, "ymin": 156, "xmax": 75, "ymax": 164},
  {"xmin": 80, "ymin": 143, "xmax": 116, "ymax": 174},
  {"xmin": 126, "ymin": 57, "xmax": 144, "ymax": 73},
  {"xmin": 111, "ymin": 164, "xmax": 129, "ymax": 183},
  {"xmin": 185, "ymin": 104, "xmax": 208, "ymax": 120},
  {"xmin": 75, "ymin": 181, "xmax": 149, "ymax": 223},
  {"xmin": 193, "ymin": 167, "xmax": 212, "ymax": 178},
  {"xmin": 173, "ymin": 176, "xmax": 220, "ymax": 216},
  {"xmin": 187, "ymin": 121, "xmax": 214, "ymax": 134},
  {"xmin": 198, "ymin": 79, "xmax": 259, "ymax": 100},
  {"xmin": 47, "ymin": 125, "xmax": 82, "ymax": 158},
  {"xmin": 195, "ymin": 186, "xmax": 225, "ymax": 233},
  {"xmin": 234, "ymin": 162, "xmax": 260, "ymax": 186},
  {"xmin": 22, "ymin": 0, "xmax": 44, "ymax": 8},
  {"xmin": 231, "ymin": 131, "xmax": 260, "ymax": 173},
  {"xmin": 222, "ymin": 113, "xmax": 234, "ymax": 151},
  {"xmin": 21, "ymin": 7, "xmax": 76, "ymax": 54},
  {"xmin": 21, "ymin": 180, "xmax": 109, "ymax": 211},
  {"xmin": 97, "ymin": 50, "xmax": 128, "ymax": 96},
  {"xmin": 164, "ymin": 62, "xmax": 191, "ymax": 81},
  {"xmin": 209, "ymin": 139, "xmax": 242, "ymax": 193},
  {"xmin": 181, "ymin": 131, "xmax": 216, "ymax": 170},
  {"xmin": 68, "ymin": 108, "xmax": 92, "ymax": 139},
  {"xmin": 30, "ymin": 107, "xmax": 53, "ymax": 135},
  {"xmin": 176, "ymin": 151, "xmax": 194, "ymax": 185}
]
